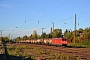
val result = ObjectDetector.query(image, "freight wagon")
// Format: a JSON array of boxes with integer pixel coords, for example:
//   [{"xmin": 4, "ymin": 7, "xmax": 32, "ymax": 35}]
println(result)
[{"xmin": 19, "ymin": 38, "xmax": 68, "ymax": 46}]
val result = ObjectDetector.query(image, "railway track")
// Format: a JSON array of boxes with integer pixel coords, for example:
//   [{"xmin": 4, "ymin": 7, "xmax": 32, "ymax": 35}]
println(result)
[
  {"xmin": 23, "ymin": 43, "xmax": 90, "ymax": 59},
  {"xmin": 8, "ymin": 43, "xmax": 90, "ymax": 60},
  {"xmin": 31, "ymin": 45, "xmax": 90, "ymax": 58}
]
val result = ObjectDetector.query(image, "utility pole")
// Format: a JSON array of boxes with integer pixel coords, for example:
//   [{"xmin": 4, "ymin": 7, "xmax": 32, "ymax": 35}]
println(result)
[
  {"xmin": 52, "ymin": 22, "xmax": 54, "ymax": 32},
  {"xmin": 8, "ymin": 33, "xmax": 10, "ymax": 41},
  {"xmin": 74, "ymin": 14, "xmax": 76, "ymax": 43},
  {"xmin": 0, "ymin": 30, "xmax": 4, "ymax": 43},
  {"xmin": 42, "ymin": 28, "xmax": 44, "ymax": 34},
  {"xmin": 50, "ymin": 27, "xmax": 52, "ymax": 34},
  {"xmin": 42, "ymin": 28, "xmax": 44, "ymax": 44},
  {"xmin": 51, "ymin": 21, "xmax": 54, "ymax": 38}
]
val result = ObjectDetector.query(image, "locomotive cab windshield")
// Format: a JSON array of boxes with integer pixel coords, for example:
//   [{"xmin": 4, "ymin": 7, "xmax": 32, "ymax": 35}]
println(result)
[{"xmin": 62, "ymin": 38, "xmax": 67, "ymax": 41}]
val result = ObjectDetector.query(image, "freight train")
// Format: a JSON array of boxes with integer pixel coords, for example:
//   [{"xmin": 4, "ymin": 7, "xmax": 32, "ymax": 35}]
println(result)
[{"xmin": 20, "ymin": 38, "xmax": 68, "ymax": 46}]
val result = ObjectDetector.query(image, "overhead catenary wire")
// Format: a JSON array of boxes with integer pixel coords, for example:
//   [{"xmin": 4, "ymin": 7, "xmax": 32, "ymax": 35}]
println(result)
[
  {"xmin": 38, "ymin": 0, "xmax": 70, "ymax": 21},
  {"xmin": 52, "ymin": 0, "xmax": 87, "ymax": 19},
  {"xmin": 37, "ymin": 8, "xmax": 90, "ymax": 30},
  {"xmin": 29, "ymin": 0, "xmax": 53, "ymax": 21},
  {"xmin": 54, "ymin": 8, "xmax": 90, "ymax": 31},
  {"xmin": 17, "ymin": 19, "xmax": 27, "ymax": 29},
  {"xmin": 26, "ymin": 0, "xmax": 54, "ymax": 27},
  {"xmin": 27, "ymin": 0, "xmax": 53, "ymax": 25},
  {"xmin": 29, "ymin": 0, "xmax": 89, "ymax": 29},
  {"xmin": 19, "ymin": 0, "xmax": 90, "ymax": 35},
  {"xmin": 48, "ymin": 0, "xmax": 89, "ymax": 26},
  {"xmin": 58, "ymin": 9, "xmax": 90, "ymax": 23},
  {"xmin": 76, "ymin": 9, "xmax": 90, "ymax": 24},
  {"xmin": 78, "ymin": 10, "xmax": 90, "ymax": 15}
]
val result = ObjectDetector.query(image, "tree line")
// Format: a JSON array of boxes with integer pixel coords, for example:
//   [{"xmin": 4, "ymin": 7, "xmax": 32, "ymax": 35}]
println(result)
[
  {"xmin": 13, "ymin": 28, "xmax": 62, "ymax": 42},
  {"xmin": 1, "ymin": 27, "xmax": 90, "ymax": 43}
]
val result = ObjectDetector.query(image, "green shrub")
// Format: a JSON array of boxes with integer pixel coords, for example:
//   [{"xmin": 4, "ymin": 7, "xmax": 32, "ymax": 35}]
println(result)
[
  {"xmin": 68, "ymin": 40, "xmax": 90, "ymax": 48},
  {"xmin": 31, "ymin": 56, "xmax": 35, "ymax": 59}
]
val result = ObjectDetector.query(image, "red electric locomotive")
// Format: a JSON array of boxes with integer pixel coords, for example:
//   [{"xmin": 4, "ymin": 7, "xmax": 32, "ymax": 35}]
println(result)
[{"xmin": 52, "ymin": 38, "xmax": 68, "ymax": 46}]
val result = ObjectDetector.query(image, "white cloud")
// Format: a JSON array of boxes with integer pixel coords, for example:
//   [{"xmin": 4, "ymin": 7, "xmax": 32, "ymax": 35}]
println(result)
[{"xmin": 0, "ymin": 4, "xmax": 16, "ymax": 9}]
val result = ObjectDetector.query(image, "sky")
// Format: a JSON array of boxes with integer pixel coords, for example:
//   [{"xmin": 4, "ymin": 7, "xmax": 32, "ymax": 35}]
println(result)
[{"xmin": 0, "ymin": 0, "xmax": 90, "ymax": 39}]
